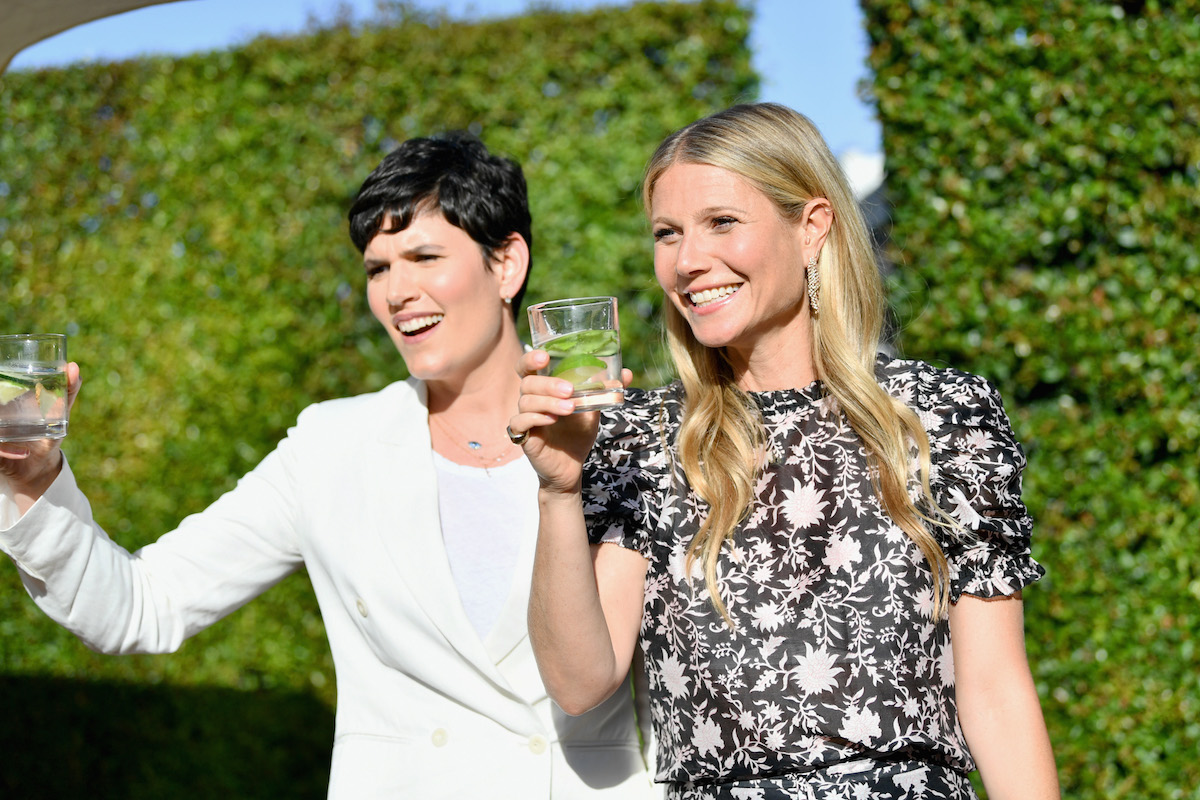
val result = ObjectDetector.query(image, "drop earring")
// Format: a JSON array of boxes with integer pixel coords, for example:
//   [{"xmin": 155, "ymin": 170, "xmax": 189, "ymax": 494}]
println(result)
[{"xmin": 807, "ymin": 254, "xmax": 820, "ymax": 315}]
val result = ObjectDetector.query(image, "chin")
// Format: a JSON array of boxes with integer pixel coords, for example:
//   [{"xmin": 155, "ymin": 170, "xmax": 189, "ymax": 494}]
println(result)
[
  {"xmin": 395, "ymin": 352, "xmax": 440, "ymax": 380},
  {"xmin": 684, "ymin": 319, "xmax": 741, "ymax": 351}
]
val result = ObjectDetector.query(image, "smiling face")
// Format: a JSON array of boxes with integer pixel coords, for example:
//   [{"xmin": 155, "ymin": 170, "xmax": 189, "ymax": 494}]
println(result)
[
  {"xmin": 651, "ymin": 161, "xmax": 815, "ymax": 377},
  {"xmin": 364, "ymin": 209, "xmax": 524, "ymax": 389}
]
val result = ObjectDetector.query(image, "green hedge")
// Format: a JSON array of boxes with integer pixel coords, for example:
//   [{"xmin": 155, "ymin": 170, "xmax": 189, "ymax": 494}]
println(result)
[
  {"xmin": 0, "ymin": 1, "xmax": 756, "ymax": 794},
  {"xmin": 861, "ymin": 1, "xmax": 1199, "ymax": 797}
]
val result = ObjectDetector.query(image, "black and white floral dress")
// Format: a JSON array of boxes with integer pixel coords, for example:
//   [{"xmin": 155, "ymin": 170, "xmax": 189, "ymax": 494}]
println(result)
[{"xmin": 583, "ymin": 356, "xmax": 1045, "ymax": 800}]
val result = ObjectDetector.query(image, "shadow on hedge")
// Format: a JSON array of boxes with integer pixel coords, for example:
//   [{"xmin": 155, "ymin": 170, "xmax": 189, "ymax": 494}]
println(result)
[{"xmin": 0, "ymin": 675, "xmax": 333, "ymax": 798}]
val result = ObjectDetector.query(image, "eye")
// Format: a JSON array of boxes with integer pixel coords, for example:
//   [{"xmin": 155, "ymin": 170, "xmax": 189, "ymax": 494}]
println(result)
[
  {"xmin": 365, "ymin": 263, "xmax": 388, "ymax": 279},
  {"xmin": 653, "ymin": 226, "xmax": 678, "ymax": 243},
  {"xmin": 712, "ymin": 215, "xmax": 737, "ymax": 229}
]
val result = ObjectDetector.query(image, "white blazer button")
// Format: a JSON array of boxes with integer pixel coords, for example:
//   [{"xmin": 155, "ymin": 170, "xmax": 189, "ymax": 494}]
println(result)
[
  {"xmin": 356, "ymin": 599, "xmax": 368, "ymax": 618},
  {"xmin": 527, "ymin": 734, "xmax": 548, "ymax": 755},
  {"xmin": 431, "ymin": 728, "xmax": 449, "ymax": 747}
]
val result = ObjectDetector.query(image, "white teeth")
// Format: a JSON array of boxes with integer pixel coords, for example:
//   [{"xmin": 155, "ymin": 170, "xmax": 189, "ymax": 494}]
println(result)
[
  {"xmin": 688, "ymin": 285, "xmax": 739, "ymax": 307},
  {"xmin": 397, "ymin": 314, "xmax": 444, "ymax": 333}
]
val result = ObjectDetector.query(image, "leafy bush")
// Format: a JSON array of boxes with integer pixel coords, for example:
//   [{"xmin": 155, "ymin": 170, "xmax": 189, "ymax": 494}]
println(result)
[
  {"xmin": 861, "ymin": 1, "xmax": 1199, "ymax": 797},
  {"xmin": 0, "ymin": 1, "xmax": 756, "ymax": 794}
]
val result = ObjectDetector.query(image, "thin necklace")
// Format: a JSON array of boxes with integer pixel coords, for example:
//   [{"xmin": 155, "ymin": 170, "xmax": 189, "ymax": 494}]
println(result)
[{"xmin": 429, "ymin": 411, "xmax": 513, "ymax": 475}]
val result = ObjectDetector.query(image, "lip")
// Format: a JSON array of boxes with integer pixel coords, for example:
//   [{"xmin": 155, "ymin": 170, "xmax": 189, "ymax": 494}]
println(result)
[
  {"xmin": 685, "ymin": 284, "xmax": 741, "ymax": 314},
  {"xmin": 392, "ymin": 312, "xmax": 444, "ymax": 341}
]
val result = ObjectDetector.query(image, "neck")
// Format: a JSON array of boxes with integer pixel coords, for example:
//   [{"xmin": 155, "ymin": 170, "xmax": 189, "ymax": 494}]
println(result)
[
  {"xmin": 424, "ymin": 328, "xmax": 525, "ymax": 471},
  {"xmin": 726, "ymin": 324, "xmax": 817, "ymax": 392},
  {"xmin": 425, "ymin": 330, "xmax": 524, "ymax": 418}
]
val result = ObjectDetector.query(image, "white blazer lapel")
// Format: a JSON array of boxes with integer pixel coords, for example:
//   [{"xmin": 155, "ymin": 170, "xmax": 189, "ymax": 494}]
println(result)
[
  {"xmin": 483, "ymin": 518, "xmax": 536, "ymax": 664},
  {"xmin": 480, "ymin": 490, "xmax": 546, "ymax": 705},
  {"xmin": 373, "ymin": 379, "xmax": 511, "ymax": 685}
]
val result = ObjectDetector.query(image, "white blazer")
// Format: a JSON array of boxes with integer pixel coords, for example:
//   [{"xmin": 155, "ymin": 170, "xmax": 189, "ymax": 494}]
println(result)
[{"xmin": 0, "ymin": 378, "xmax": 656, "ymax": 798}]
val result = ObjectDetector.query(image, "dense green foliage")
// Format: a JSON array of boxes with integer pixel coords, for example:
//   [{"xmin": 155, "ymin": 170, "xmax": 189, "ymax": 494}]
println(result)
[
  {"xmin": 0, "ymin": 1, "xmax": 755, "ymax": 794},
  {"xmin": 861, "ymin": 1, "xmax": 1199, "ymax": 797}
]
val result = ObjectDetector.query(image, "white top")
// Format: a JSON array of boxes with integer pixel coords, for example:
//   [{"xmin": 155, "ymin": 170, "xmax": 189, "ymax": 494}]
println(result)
[{"xmin": 433, "ymin": 452, "xmax": 537, "ymax": 639}]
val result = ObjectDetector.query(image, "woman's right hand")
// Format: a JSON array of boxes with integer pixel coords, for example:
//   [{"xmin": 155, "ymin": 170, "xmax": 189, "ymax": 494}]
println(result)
[
  {"xmin": 509, "ymin": 349, "xmax": 624, "ymax": 495},
  {"xmin": 0, "ymin": 362, "xmax": 82, "ymax": 507}
]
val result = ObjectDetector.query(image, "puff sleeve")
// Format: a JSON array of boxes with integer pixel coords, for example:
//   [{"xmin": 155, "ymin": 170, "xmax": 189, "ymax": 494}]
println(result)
[
  {"xmin": 917, "ymin": 368, "xmax": 1046, "ymax": 602},
  {"xmin": 581, "ymin": 387, "xmax": 674, "ymax": 559}
]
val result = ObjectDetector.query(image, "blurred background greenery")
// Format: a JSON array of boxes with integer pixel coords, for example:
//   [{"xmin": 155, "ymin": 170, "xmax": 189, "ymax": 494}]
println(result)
[{"xmin": 1, "ymin": 0, "xmax": 1197, "ymax": 797}]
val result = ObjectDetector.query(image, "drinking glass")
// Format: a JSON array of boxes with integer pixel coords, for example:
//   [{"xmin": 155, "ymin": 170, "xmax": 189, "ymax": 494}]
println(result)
[
  {"xmin": 0, "ymin": 334, "xmax": 69, "ymax": 442},
  {"xmin": 527, "ymin": 296, "xmax": 623, "ymax": 412}
]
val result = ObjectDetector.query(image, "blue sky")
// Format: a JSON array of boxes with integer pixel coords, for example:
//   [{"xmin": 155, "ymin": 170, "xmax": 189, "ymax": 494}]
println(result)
[{"xmin": 9, "ymin": 0, "xmax": 881, "ymax": 160}]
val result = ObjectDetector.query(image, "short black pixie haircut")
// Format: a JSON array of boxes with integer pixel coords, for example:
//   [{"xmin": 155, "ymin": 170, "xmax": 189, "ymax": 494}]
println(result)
[{"xmin": 348, "ymin": 132, "xmax": 533, "ymax": 317}]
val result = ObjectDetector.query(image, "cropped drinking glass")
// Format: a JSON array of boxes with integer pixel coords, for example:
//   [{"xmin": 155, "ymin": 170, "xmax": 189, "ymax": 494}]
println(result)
[
  {"xmin": 0, "ymin": 334, "xmax": 69, "ymax": 442},
  {"xmin": 527, "ymin": 297, "xmax": 623, "ymax": 413}
]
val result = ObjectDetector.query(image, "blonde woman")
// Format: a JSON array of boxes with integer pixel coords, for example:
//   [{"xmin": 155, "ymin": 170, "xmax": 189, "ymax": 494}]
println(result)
[{"xmin": 511, "ymin": 104, "xmax": 1058, "ymax": 799}]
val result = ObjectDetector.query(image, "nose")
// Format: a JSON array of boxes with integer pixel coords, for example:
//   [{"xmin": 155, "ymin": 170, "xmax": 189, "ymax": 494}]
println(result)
[
  {"xmin": 385, "ymin": 263, "xmax": 419, "ymax": 307},
  {"xmin": 674, "ymin": 231, "xmax": 710, "ymax": 278}
]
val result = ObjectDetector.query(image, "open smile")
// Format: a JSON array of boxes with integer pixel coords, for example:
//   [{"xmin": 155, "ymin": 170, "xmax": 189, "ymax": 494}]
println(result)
[
  {"xmin": 396, "ymin": 313, "xmax": 444, "ymax": 335},
  {"xmin": 688, "ymin": 284, "xmax": 740, "ymax": 307}
]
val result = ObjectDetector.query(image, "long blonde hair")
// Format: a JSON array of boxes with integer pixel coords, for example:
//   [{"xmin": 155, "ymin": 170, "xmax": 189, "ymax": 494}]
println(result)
[{"xmin": 643, "ymin": 103, "xmax": 959, "ymax": 622}]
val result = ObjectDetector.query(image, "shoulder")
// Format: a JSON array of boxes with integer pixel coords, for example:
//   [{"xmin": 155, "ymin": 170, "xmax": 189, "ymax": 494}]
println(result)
[
  {"xmin": 586, "ymin": 384, "xmax": 681, "ymax": 477},
  {"xmin": 583, "ymin": 386, "xmax": 678, "ymax": 531},
  {"xmin": 293, "ymin": 378, "xmax": 424, "ymax": 435},
  {"xmin": 595, "ymin": 384, "xmax": 681, "ymax": 447},
  {"xmin": 875, "ymin": 354, "xmax": 1011, "ymax": 435}
]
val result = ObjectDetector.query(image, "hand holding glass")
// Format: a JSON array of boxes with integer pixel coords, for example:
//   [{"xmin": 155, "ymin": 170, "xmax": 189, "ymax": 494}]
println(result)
[
  {"xmin": 0, "ymin": 334, "xmax": 69, "ymax": 442},
  {"xmin": 527, "ymin": 297, "xmax": 623, "ymax": 413}
]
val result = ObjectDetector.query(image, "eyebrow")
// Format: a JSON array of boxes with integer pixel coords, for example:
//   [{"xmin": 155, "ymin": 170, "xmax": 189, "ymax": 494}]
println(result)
[
  {"xmin": 652, "ymin": 205, "xmax": 748, "ymax": 225},
  {"xmin": 362, "ymin": 244, "xmax": 445, "ymax": 266}
]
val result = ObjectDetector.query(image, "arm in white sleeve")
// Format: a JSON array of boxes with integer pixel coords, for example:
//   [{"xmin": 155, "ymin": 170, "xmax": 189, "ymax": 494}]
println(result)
[{"xmin": 0, "ymin": 436, "xmax": 306, "ymax": 655}]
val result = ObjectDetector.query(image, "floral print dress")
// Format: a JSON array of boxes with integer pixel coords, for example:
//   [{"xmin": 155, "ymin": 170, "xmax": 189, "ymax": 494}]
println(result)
[{"xmin": 583, "ymin": 357, "xmax": 1045, "ymax": 800}]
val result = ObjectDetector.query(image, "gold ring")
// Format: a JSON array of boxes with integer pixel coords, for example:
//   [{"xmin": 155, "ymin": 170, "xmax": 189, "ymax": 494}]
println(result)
[{"xmin": 506, "ymin": 425, "xmax": 529, "ymax": 446}]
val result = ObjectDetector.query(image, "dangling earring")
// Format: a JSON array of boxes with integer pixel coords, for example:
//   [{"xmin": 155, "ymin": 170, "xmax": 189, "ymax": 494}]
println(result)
[{"xmin": 806, "ymin": 254, "xmax": 820, "ymax": 315}]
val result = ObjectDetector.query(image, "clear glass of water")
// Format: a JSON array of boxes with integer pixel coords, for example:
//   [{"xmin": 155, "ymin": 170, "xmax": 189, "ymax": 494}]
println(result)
[
  {"xmin": 527, "ymin": 297, "xmax": 623, "ymax": 413},
  {"xmin": 0, "ymin": 334, "xmax": 69, "ymax": 442}
]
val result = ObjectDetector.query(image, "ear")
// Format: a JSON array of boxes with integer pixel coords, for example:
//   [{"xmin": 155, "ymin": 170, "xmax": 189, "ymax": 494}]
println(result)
[
  {"xmin": 494, "ymin": 232, "xmax": 530, "ymax": 301},
  {"xmin": 798, "ymin": 197, "xmax": 834, "ymax": 259}
]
